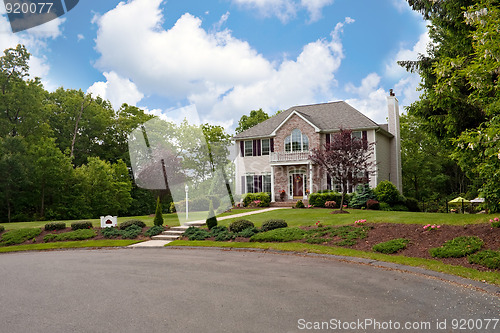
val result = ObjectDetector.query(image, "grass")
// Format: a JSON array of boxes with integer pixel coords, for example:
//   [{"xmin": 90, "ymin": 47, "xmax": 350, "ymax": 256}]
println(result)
[
  {"xmin": 218, "ymin": 209, "xmax": 497, "ymax": 228},
  {"xmin": 167, "ymin": 240, "xmax": 500, "ymax": 286},
  {"xmin": 0, "ymin": 240, "xmax": 140, "ymax": 253},
  {"xmin": 0, "ymin": 208, "xmax": 265, "ymax": 231}
]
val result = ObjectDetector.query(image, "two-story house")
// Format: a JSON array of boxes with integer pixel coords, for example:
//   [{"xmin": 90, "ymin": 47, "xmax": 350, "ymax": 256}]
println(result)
[{"xmin": 232, "ymin": 91, "xmax": 402, "ymax": 202}]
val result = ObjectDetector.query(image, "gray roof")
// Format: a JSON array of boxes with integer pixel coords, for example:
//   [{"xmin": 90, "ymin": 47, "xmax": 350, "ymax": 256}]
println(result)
[{"xmin": 233, "ymin": 101, "xmax": 383, "ymax": 139}]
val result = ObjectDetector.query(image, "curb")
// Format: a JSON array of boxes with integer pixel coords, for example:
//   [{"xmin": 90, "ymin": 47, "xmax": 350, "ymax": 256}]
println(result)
[{"xmin": 163, "ymin": 245, "xmax": 500, "ymax": 296}]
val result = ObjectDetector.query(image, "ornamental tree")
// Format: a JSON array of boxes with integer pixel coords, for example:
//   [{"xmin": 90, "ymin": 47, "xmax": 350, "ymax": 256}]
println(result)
[{"xmin": 310, "ymin": 129, "xmax": 375, "ymax": 211}]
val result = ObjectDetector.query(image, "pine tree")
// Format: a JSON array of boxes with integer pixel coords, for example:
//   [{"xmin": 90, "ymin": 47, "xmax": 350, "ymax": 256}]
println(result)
[
  {"xmin": 206, "ymin": 201, "xmax": 218, "ymax": 229},
  {"xmin": 153, "ymin": 196, "xmax": 164, "ymax": 226}
]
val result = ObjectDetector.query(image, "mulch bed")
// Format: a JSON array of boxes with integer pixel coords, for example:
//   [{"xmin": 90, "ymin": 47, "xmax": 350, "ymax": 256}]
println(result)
[
  {"xmin": 6, "ymin": 227, "xmax": 153, "ymax": 245},
  {"xmin": 182, "ymin": 223, "xmax": 500, "ymax": 271}
]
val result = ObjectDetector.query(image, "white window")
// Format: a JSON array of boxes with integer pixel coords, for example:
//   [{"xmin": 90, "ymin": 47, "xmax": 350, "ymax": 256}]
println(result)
[
  {"xmin": 244, "ymin": 140, "xmax": 253, "ymax": 156},
  {"xmin": 261, "ymin": 139, "xmax": 270, "ymax": 156},
  {"xmin": 285, "ymin": 129, "xmax": 309, "ymax": 152},
  {"xmin": 352, "ymin": 131, "xmax": 362, "ymax": 139},
  {"xmin": 263, "ymin": 174, "xmax": 271, "ymax": 193},
  {"xmin": 246, "ymin": 174, "xmax": 254, "ymax": 193}
]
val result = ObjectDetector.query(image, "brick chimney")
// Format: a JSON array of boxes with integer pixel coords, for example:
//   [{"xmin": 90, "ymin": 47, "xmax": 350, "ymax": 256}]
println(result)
[{"xmin": 387, "ymin": 89, "xmax": 402, "ymax": 193}]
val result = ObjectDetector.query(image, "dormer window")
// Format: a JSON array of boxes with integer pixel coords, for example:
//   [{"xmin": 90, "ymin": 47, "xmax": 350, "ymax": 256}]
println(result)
[{"xmin": 285, "ymin": 129, "xmax": 309, "ymax": 152}]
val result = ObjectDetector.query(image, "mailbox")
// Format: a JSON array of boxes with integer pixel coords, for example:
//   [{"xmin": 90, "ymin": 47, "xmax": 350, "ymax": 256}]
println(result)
[{"xmin": 100, "ymin": 215, "xmax": 117, "ymax": 228}]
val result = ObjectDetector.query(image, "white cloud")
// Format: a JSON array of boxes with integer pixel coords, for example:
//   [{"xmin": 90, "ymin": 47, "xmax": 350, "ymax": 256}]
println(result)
[
  {"xmin": 93, "ymin": 0, "xmax": 354, "ymax": 128},
  {"xmin": 87, "ymin": 71, "xmax": 144, "ymax": 110},
  {"xmin": 345, "ymin": 73, "xmax": 388, "ymax": 123},
  {"xmin": 77, "ymin": 34, "xmax": 85, "ymax": 41},
  {"xmin": 385, "ymin": 30, "xmax": 430, "ymax": 79},
  {"xmin": 0, "ymin": 13, "xmax": 65, "ymax": 90},
  {"xmin": 231, "ymin": 0, "xmax": 333, "ymax": 22}
]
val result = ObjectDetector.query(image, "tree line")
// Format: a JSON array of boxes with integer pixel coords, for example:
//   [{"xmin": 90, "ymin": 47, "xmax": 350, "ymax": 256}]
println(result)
[{"xmin": 0, "ymin": 45, "xmax": 232, "ymax": 222}]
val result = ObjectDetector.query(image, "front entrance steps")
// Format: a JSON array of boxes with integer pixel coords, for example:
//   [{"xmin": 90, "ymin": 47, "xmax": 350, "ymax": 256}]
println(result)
[
  {"xmin": 270, "ymin": 200, "xmax": 308, "ymax": 208},
  {"xmin": 152, "ymin": 220, "xmax": 207, "ymax": 241}
]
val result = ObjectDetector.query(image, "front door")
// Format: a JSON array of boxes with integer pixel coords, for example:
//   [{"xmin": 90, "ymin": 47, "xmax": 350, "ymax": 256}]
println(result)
[{"xmin": 293, "ymin": 174, "xmax": 304, "ymax": 197}]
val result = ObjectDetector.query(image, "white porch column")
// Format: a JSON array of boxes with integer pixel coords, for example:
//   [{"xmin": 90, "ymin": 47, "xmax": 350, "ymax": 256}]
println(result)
[
  {"xmin": 271, "ymin": 166, "xmax": 275, "ymax": 202},
  {"xmin": 309, "ymin": 163, "xmax": 313, "ymax": 194}
]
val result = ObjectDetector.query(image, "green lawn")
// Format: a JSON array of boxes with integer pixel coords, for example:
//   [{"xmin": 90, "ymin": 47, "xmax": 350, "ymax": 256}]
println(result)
[
  {"xmin": 217, "ymin": 209, "xmax": 497, "ymax": 227},
  {"xmin": 0, "ymin": 208, "xmax": 264, "ymax": 231},
  {"xmin": 0, "ymin": 240, "xmax": 140, "ymax": 253}
]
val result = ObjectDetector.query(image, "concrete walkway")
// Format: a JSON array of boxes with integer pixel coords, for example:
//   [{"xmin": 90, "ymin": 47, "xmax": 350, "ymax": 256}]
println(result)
[{"xmin": 129, "ymin": 207, "xmax": 289, "ymax": 247}]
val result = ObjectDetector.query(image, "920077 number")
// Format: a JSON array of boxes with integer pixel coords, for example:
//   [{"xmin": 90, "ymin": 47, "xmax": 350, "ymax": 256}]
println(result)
[{"xmin": 5, "ymin": 2, "xmax": 54, "ymax": 14}]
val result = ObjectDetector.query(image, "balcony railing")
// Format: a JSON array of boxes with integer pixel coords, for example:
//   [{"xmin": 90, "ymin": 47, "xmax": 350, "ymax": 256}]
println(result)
[{"xmin": 270, "ymin": 151, "xmax": 310, "ymax": 163}]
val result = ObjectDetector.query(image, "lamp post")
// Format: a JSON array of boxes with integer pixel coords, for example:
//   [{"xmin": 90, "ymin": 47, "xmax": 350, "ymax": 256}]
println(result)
[{"xmin": 185, "ymin": 184, "xmax": 189, "ymax": 221}]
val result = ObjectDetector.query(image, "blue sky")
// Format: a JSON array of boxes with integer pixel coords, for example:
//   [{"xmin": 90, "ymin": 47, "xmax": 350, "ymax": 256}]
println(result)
[{"xmin": 0, "ymin": 0, "xmax": 428, "ymax": 132}]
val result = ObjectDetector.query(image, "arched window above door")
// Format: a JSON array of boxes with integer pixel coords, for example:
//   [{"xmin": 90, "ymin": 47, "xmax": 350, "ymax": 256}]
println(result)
[{"xmin": 285, "ymin": 129, "xmax": 309, "ymax": 152}]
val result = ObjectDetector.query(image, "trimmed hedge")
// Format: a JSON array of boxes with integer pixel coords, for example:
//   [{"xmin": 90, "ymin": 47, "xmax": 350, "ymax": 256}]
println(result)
[
  {"xmin": 372, "ymin": 238, "xmax": 409, "ymax": 254},
  {"xmin": 250, "ymin": 227, "xmax": 305, "ymax": 242},
  {"xmin": 309, "ymin": 192, "xmax": 343, "ymax": 207},
  {"xmin": 429, "ymin": 236, "xmax": 484, "ymax": 258},
  {"xmin": 184, "ymin": 227, "xmax": 210, "ymax": 241},
  {"xmin": 366, "ymin": 199, "xmax": 380, "ymax": 210},
  {"xmin": 261, "ymin": 219, "xmax": 288, "ymax": 232},
  {"xmin": 71, "ymin": 221, "xmax": 93, "ymax": 230},
  {"xmin": 44, "ymin": 222, "xmax": 66, "ymax": 231},
  {"xmin": 228, "ymin": 219, "xmax": 255, "ymax": 233},
  {"xmin": 243, "ymin": 192, "xmax": 270, "ymax": 207},
  {"xmin": 118, "ymin": 220, "xmax": 146, "ymax": 230}
]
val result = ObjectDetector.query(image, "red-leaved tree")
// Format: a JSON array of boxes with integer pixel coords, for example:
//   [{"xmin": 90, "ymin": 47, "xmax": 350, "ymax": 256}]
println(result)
[{"xmin": 310, "ymin": 129, "xmax": 375, "ymax": 211}]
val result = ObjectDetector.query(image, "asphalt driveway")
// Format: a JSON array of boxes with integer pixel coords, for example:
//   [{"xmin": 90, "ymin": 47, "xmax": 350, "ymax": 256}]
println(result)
[{"xmin": 0, "ymin": 248, "xmax": 498, "ymax": 332}]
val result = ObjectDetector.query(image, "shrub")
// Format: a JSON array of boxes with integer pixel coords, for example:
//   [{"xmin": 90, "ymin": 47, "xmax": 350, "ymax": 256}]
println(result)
[
  {"xmin": 237, "ymin": 227, "xmax": 259, "ymax": 238},
  {"xmin": 118, "ymin": 219, "xmax": 146, "ymax": 230},
  {"xmin": 372, "ymin": 238, "xmax": 409, "ymax": 254},
  {"xmin": 169, "ymin": 202, "xmax": 176, "ymax": 213},
  {"xmin": 468, "ymin": 250, "xmax": 500, "ymax": 269},
  {"xmin": 44, "ymin": 222, "xmax": 66, "ymax": 231},
  {"xmin": 350, "ymin": 184, "xmax": 376, "ymax": 208},
  {"xmin": 324, "ymin": 201, "xmax": 336, "ymax": 208},
  {"xmin": 391, "ymin": 204, "xmax": 409, "ymax": 212},
  {"xmin": 144, "ymin": 225, "xmax": 165, "ymax": 237},
  {"xmin": 379, "ymin": 202, "xmax": 391, "ymax": 211},
  {"xmin": 187, "ymin": 228, "xmax": 210, "ymax": 241},
  {"xmin": 101, "ymin": 227, "xmax": 122, "ymax": 238},
  {"xmin": 0, "ymin": 225, "xmax": 4, "ymax": 233},
  {"xmin": 214, "ymin": 231, "xmax": 235, "ymax": 241},
  {"xmin": 261, "ymin": 219, "xmax": 288, "ymax": 232},
  {"xmin": 250, "ymin": 227, "xmax": 305, "ymax": 242},
  {"xmin": 0, "ymin": 228, "xmax": 42, "ymax": 246},
  {"xmin": 405, "ymin": 197, "xmax": 420, "ymax": 212},
  {"xmin": 374, "ymin": 181, "xmax": 401, "ymax": 206},
  {"xmin": 366, "ymin": 199, "xmax": 380, "ymax": 210},
  {"xmin": 429, "ymin": 236, "xmax": 484, "ymax": 258},
  {"xmin": 206, "ymin": 201, "xmax": 218, "ymax": 230},
  {"xmin": 229, "ymin": 219, "xmax": 254, "ymax": 233},
  {"xmin": 295, "ymin": 200, "xmax": 305, "ymax": 208},
  {"xmin": 309, "ymin": 192, "xmax": 343, "ymax": 207},
  {"xmin": 121, "ymin": 225, "xmax": 143, "ymax": 239},
  {"xmin": 44, "ymin": 229, "xmax": 96, "ymax": 242},
  {"xmin": 154, "ymin": 197, "xmax": 164, "ymax": 226},
  {"xmin": 490, "ymin": 217, "xmax": 500, "ymax": 228},
  {"xmin": 243, "ymin": 193, "xmax": 270, "ymax": 207},
  {"xmin": 71, "ymin": 221, "xmax": 93, "ymax": 230}
]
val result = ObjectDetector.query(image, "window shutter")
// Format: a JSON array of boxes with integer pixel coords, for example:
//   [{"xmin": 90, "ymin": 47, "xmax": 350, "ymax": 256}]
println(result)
[
  {"xmin": 258, "ymin": 175, "xmax": 263, "ymax": 192},
  {"xmin": 327, "ymin": 174, "xmax": 331, "ymax": 190},
  {"xmin": 326, "ymin": 133, "xmax": 330, "ymax": 145},
  {"xmin": 257, "ymin": 140, "xmax": 261, "ymax": 156},
  {"xmin": 252, "ymin": 140, "xmax": 257, "ymax": 156},
  {"xmin": 240, "ymin": 141, "xmax": 244, "ymax": 157},
  {"xmin": 362, "ymin": 131, "xmax": 368, "ymax": 149},
  {"xmin": 241, "ymin": 176, "xmax": 246, "ymax": 194},
  {"xmin": 253, "ymin": 176, "xmax": 259, "ymax": 193},
  {"xmin": 270, "ymin": 138, "xmax": 274, "ymax": 152}
]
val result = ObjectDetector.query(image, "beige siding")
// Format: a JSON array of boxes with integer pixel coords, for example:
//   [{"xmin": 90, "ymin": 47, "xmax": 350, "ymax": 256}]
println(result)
[{"xmin": 375, "ymin": 131, "xmax": 391, "ymax": 185}]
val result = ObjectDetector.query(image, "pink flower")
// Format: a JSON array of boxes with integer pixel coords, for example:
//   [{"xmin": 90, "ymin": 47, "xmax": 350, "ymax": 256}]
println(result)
[
  {"xmin": 495, "ymin": 218, "xmax": 499, "ymax": 222},
  {"xmin": 437, "ymin": 225, "xmax": 441, "ymax": 229}
]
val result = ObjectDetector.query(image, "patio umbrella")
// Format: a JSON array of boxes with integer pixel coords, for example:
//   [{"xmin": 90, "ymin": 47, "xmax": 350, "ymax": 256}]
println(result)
[{"xmin": 448, "ymin": 197, "xmax": 470, "ymax": 213}]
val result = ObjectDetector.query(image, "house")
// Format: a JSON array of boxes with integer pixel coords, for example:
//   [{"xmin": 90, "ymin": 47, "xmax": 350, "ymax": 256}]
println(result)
[{"xmin": 232, "ymin": 91, "xmax": 402, "ymax": 202}]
